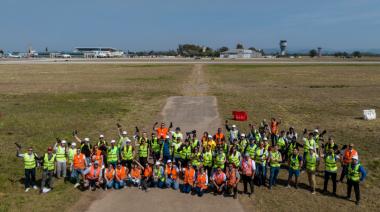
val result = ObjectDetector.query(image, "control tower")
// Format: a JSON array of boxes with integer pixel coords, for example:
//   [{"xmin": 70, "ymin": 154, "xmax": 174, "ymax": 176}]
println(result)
[{"xmin": 280, "ymin": 40, "xmax": 287, "ymax": 56}]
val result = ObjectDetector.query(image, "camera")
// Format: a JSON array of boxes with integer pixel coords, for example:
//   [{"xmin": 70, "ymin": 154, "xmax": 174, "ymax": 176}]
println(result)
[{"xmin": 186, "ymin": 130, "xmax": 197, "ymax": 136}]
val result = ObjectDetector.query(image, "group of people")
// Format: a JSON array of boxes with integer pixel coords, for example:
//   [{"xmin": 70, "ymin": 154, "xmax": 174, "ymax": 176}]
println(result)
[{"xmin": 17, "ymin": 119, "xmax": 366, "ymax": 205}]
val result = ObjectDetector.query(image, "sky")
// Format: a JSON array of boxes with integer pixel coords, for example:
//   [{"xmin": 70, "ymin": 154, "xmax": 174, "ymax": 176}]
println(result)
[{"xmin": 1, "ymin": 0, "xmax": 380, "ymax": 52}]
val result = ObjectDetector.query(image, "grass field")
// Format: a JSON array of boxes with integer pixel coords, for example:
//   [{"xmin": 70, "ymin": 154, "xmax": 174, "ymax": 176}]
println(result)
[
  {"xmin": 205, "ymin": 64, "xmax": 380, "ymax": 211},
  {"xmin": 0, "ymin": 64, "xmax": 190, "ymax": 211}
]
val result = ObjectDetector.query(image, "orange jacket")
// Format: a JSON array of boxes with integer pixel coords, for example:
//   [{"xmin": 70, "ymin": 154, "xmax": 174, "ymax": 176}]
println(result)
[
  {"xmin": 131, "ymin": 167, "xmax": 142, "ymax": 179},
  {"xmin": 105, "ymin": 168, "xmax": 115, "ymax": 181},
  {"xmin": 144, "ymin": 166, "xmax": 153, "ymax": 177},
  {"xmin": 165, "ymin": 165, "xmax": 178, "ymax": 180},
  {"xmin": 196, "ymin": 172, "xmax": 208, "ymax": 189},
  {"xmin": 116, "ymin": 166, "xmax": 127, "ymax": 180},
  {"xmin": 184, "ymin": 167, "xmax": 195, "ymax": 186},
  {"xmin": 87, "ymin": 166, "xmax": 101, "ymax": 179},
  {"xmin": 226, "ymin": 168, "xmax": 237, "ymax": 186},
  {"xmin": 157, "ymin": 128, "xmax": 168, "ymax": 138}
]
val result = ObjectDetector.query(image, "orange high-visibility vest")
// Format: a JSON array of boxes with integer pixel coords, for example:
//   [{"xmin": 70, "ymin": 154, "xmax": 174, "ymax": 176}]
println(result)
[
  {"xmin": 131, "ymin": 167, "xmax": 141, "ymax": 179},
  {"xmin": 73, "ymin": 153, "xmax": 86, "ymax": 169},
  {"xmin": 166, "ymin": 165, "xmax": 178, "ymax": 180},
  {"xmin": 144, "ymin": 166, "xmax": 152, "ymax": 177},
  {"xmin": 227, "ymin": 168, "xmax": 237, "ymax": 186},
  {"xmin": 343, "ymin": 149, "xmax": 358, "ymax": 165},
  {"xmin": 184, "ymin": 167, "xmax": 195, "ymax": 186},
  {"xmin": 196, "ymin": 172, "xmax": 208, "ymax": 189},
  {"xmin": 214, "ymin": 172, "xmax": 226, "ymax": 185},
  {"xmin": 87, "ymin": 166, "xmax": 101, "ymax": 179},
  {"xmin": 157, "ymin": 128, "xmax": 168, "ymax": 138},
  {"xmin": 105, "ymin": 168, "xmax": 115, "ymax": 181},
  {"xmin": 242, "ymin": 158, "xmax": 253, "ymax": 176},
  {"xmin": 116, "ymin": 166, "xmax": 126, "ymax": 180}
]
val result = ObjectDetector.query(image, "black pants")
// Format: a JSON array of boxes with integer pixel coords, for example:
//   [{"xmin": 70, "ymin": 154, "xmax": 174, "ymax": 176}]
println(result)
[
  {"xmin": 24, "ymin": 168, "xmax": 36, "ymax": 189},
  {"xmin": 139, "ymin": 157, "xmax": 148, "ymax": 167},
  {"xmin": 122, "ymin": 160, "xmax": 133, "ymax": 170},
  {"xmin": 323, "ymin": 171, "xmax": 337, "ymax": 193},
  {"xmin": 141, "ymin": 177, "xmax": 152, "ymax": 190},
  {"xmin": 242, "ymin": 175, "xmax": 254, "ymax": 194},
  {"xmin": 153, "ymin": 152, "xmax": 160, "ymax": 162},
  {"xmin": 347, "ymin": 179, "xmax": 360, "ymax": 202},
  {"xmin": 339, "ymin": 165, "xmax": 348, "ymax": 182},
  {"xmin": 204, "ymin": 166, "xmax": 212, "ymax": 178}
]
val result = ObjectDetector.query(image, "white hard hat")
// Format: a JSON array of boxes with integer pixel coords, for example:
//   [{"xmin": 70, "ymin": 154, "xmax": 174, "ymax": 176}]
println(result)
[
  {"xmin": 110, "ymin": 139, "xmax": 116, "ymax": 144},
  {"xmin": 314, "ymin": 129, "xmax": 319, "ymax": 133},
  {"xmin": 263, "ymin": 137, "xmax": 268, "ymax": 141},
  {"xmin": 232, "ymin": 125, "xmax": 236, "ymax": 128},
  {"xmin": 61, "ymin": 140, "xmax": 66, "ymax": 144},
  {"xmin": 208, "ymin": 135, "xmax": 212, "ymax": 139},
  {"xmin": 122, "ymin": 131, "xmax": 127, "ymax": 135},
  {"xmin": 166, "ymin": 135, "xmax": 170, "ymax": 139},
  {"xmin": 352, "ymin": 155, "xmax": 359, "ymax": 160},
  {"xmin": 167, "ymin": 159, "xmax": 172, "ymax": 163},
  {"xmin": 84, "ymin": 137, "xmax": 90, "ymax": 142},
  {"xmin": 241, "ymin": 133, "xmax": 246, "ymax": 137},
  {"xmin": 71, "ymin": 142, "xmax": 76, "ymax": 146},
  {"xmin": 126, "ymin": 138, "xmax": 131, "ymax": 142},
  {"xmin": 155, "ymin": 161, "xmax": 160, "ymax": 165},
  {"xmin": 99, "ymin": 134, "xmax": 104, "ymax": 138}
]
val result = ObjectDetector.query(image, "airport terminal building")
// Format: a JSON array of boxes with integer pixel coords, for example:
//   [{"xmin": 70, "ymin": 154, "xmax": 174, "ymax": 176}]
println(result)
[
  {"xmin": 220, "ymin": 49, "xmax": 262, "ymax": 59},
  {"xmin": 74, "ymin": 47, "xmax": 124, "ymax": 58}
]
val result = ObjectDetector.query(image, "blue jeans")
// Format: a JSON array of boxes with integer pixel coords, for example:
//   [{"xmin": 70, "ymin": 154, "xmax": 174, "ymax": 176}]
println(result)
[
  {"xmin": 269, "ymin": 167, "xmax": 280, "ymax": 188},
  {"xmin": 194, "ymin": 187, "xmax": 205, "ymax": 197},
  {"xmin": 114, "ymin": 180, "xmax": 125, "ymax": 189},
  {"xmin": 256, "ymin": 163, "xmax": 266, "ymax": 186},
  {"xmin": 106, "ymin": 180, "xmax": 114, "ymax": 189},
  {"xmin": 288, "ymin": 168, "xmax": 300, "ymax": 179},
  {"xmin": 24, "ymin": 168, "xmax": 36, "ymax": 189},
  {"xmin": 166, "ymin": 178, "xmax": 179, "ymax": 190},
  {"xmin": 71, "ymin": 169, "xmax": 85, "ymax": 184},
  {"xmin": 181, "ymin": 184, "xmax": 192, "ymax": 193},
  {"xmin": 154, "ymin": 180, "xmax": 165, "ymax": 188}
]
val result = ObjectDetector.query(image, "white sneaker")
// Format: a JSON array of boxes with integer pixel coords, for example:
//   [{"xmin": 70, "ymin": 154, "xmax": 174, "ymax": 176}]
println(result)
[
  {"xmin": 25, "ymin": 188, "xmax": 30, "ymax": 192},
  {"xmin": 42, "ymin": 187, "xmax": 50, "ymax": 193},
  {"xmin": 74, "ymin": 183, "xmax": 80, "ymax": 188},
  {"xmin": 33, "ymin": 185, "xmax": 38, "ymax": 190},
  {"xmin": 286, "ymin": 185, "xmax": 291, "ymax": 188}
]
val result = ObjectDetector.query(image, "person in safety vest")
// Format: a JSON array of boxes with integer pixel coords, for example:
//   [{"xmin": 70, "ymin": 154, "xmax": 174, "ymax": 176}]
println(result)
[
  {"xmin": 97, "ymin": 134, "xmax": 108, "ymax": 151},
  {"xmin": 276, "ymin": 130, "xmax": 287, "ymax": 160},
  {"xmin": 211, "ymin": 167, "xmax": 226, "ymax": 195},
  {"xmin": 226, "ymin": 163, "xmax": 240, "ymax": 199},
  {"xmin": 104, "ymin": 163, "xmax": 115, "ymax": 190},
  {"xmin": 138, "ymin": 138, "xmax": 149, "ymax": 166},
  {"xmin": 305, "ymin": 147, "xmax": 319, "ymax": 194},
  {"xmin": 71, "ymin": 148, "xmax": 88, "ymax": 188},
  {"xmin": 268, "ymin": 145, "xmax": 282, "ymax": 189},
  {"xmin": 84, "ymin": 161, "xmax": 103, "ymax": 191},
  {"xmin": 73, "ymin": 131, "xmax": 92, "ymax": 164},
  {"xmin": 141, "ymin": 162, "xmax": 153, "ymax": 191},
  {"xmin": 322, "ymin": 149, "xmax": 339, "ymax": 195},
  {"xmin": 54, "ymin": 138, "xmax": 67, "ymax": 179},
  {"xmin": 286, "ymin": 148, "xmax": 303, "ymax": 189},
  {"xmin": 17, "ymin": 146, "xmax": 39, "ymax": 192},
  {"xmin": 161, "ymin": 135, "xmax": 172, "ymax": 164},
  {"xmin": 228, "ymin": 146, "xmax": 241, "ymax": 168},
  {"xmin": 91, "ymin": 144, "xmax": 104, "ymax": 169},
  {"xmin": 240, "ymin": 153, "xmax": 255, "ymax": 196},
  {"xmin": 165, "ymin": 160, "xmax": 179, "ymax": 190},
  {"xmin": 202, "ymin": 145, "xmax": 213, "ymax": 178},
  {"xmin": 128, "ymin": 162, "xmax": 142, "ymax": 187},
  {"xmin": 171, "ymin": 127, "xmax": 183, "ymax": 141},
  {"xmin": 181, "ymin": 162, "xmax": 196, "ymax": 193},
  {"xmin": 153, "ymin": 122, "xmax": 172, "ymax": 138},
  {"xmin": 195, "ymin": 166, "xmax": 208, "ymax": 197},
  {"xmin": 107, "ymin": 140, "xmax": 119, "ymax": 168},
  {"xmin": 213, "ymin": 148, "xmax": 226, "ymax": 171},
  {"xmin": 149, "ymin": 132, "xmax": 161, "ymax": 162},
  {"xmin": 116, "ymin": 123, "xmax": 131, "ymax": 148},
  {"xmin": 114, "ymin": 162, "xmax": 128, "ymax": 189},
  {"xmin": 68, "ymin": 142, "xmax": 77, "ymax": 176},
  {"xmin": 270, "ymin": 117, "xmax": 281, "ymax": 146},
  {"xmin": 179, "ymin": 139, "xmax": 192, "ymax": 166},
  {"xmin": 214, "ymin": 128, "xmax": 225, "ymax": 143},
  {"xmin": 191, "ymin": 147, "xmax": 202, "ymax": 168},
  {"xmin": 339, "ymin": 143, "xmax": 358, "ymax": 183},
  {"xmin": 244, "ymin": 138, "xmax": 257, "ymax": 161},
  {"xmin": 255, "ymin": 141, "xmax": 268, "ymax": 186},
  {"xmin": 41, "ymin": 146, "xmax": 56, "ymax": 193},
  {"xmin": 302, "ymin": 131, "xmax": 316, "ymax": 169},
  {"xmin": 120, "ymin": 139, "xmax": 134, "ymax": 170},
  {"xmin": 153, "ymin": 161, "xmax": 165, "ymax": 188},
  {"xmin": 346, "ymin": 155, "xmax": 366, "ymax": 205}
]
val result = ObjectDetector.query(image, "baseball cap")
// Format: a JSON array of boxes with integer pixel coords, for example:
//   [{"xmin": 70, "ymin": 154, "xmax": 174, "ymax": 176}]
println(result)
[
  {"xmin": 122, "ymin": 131, "xmax": 127, "ymax": 135},
  {"xmin": 166, "ymin": 135, "xmax": 170, "ymax": 139},
  {"xmin": 99, "ymin": 134, "xmax": 104, "ymax": 138},
  {"xmin": 232, "ymin": 124, "xmax": 236, "ymax": 128},
  {"xmin": 314, "ymin": 129, "xmax": 319, "ymax": 133},
  {"xmin": 156, "ymin": 161, "xmax": 160, "ymax": 165},
  {"xmin": 263, "ymin": 137, "xmax": 268, "ymax": 141},
  {"xmin": 241, "ymin": 133, "xmax": 246, "ymax": 137},
  {"xmin": 71, "ymin": 142, "xmax": 76, "ymax": 147},
  {"xmin": 167, "ymin": 159, "xmax": 172, "ymax": 163},
  {"xmin": 352, "ymin": 155, "xmax": 359, "ymax": 160}
]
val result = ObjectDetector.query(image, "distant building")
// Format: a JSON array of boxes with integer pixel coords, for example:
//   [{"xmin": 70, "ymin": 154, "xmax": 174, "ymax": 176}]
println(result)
[
  {"xmin": 317, "ymin": 47, "xmax": 322, "ymax": 57},
  {"xmin": 220, "ymin": 49, "xmax": 262, "ymax": 59},
  {"xmin": 74, "ymin": 47, "xmax": 124, "ymax": 58},
  {"xmin": 280, "ymin": 40, "xmax": 287, "ymax": 56}
]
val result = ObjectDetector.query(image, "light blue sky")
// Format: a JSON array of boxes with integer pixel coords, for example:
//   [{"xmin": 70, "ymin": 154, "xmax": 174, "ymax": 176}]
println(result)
[{"xmin": 1, "ymin": 0, "xmax": 379, "ymax": 52}]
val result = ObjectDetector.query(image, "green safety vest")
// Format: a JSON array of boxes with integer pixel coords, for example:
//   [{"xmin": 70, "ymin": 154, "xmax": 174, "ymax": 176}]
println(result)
[
  {"xmin": 191, "ymin": 152, "xmax": 201, "ymax": 167},
  {"xmin": 139, "ymin": 143, "xmax": 148, "ymax": 157},
  {"xmin": 154, "ymin": 166, "xmax": 165, "ymax": 182},
  {"xmin": 306, "ymin": 153, "xmax": 317, "ymax": 171},
  {"xmin": 277, "ymin": 137, "xmax": 286, "ymax": 150},
  {"xmin": 214, "ymin": 153, "xmax": 226, "ymax": 169},
  {"xmin": 314, "ymin": 135, "xmax": 320, "ymax": 148},
  {"xmin": 191, "ymin": 139, "xmax": 199, "ymax": 150},
  {"xmin": 43, "ymin": 153, "xmax": 56, "ymax": 171},
  {"xmin": 203, "ymin": 151, "xmax": 213, "ymax": 167},
  {"xmin": 347, "ymin": 163, "xmax": 361, "ymax": 182},
  {"xmin": 228, "ymin": 152, "xmax": 241, "ymax": 167},
  {"xmin": 68, "ymin": 148, "xmax": 76, "ymax": 163},
  {"xmin": 122, "ymin": 145, "xmax": 133, "ymax": 160},
  {"xmin": 246, "ymin": 144, "xmax": 257, "ymax": 160},
  {"xmin": 270, "ymin": 151, "xmax": 281, "ymax": 167},
  {"xmin": 151, "ymin": 137, "xmax": 160, "ymax": 153},
  {"xmin": 304, "ymin": 138, "xmax": 315, "ymax": 153},
  {"xmin": 289, "ymin": 155, "xmax": 300, "ymax": 170},
  {"xmin": 325, "ymin": 154, "xmax": 337, "ymax": 172},
  {"xmin": 180, "ymin": 145, "xmax": 191, "ymax": 160},
  {"xmin": 238, "ymin": 139, "xmax": 248, "ymax": 152},
  {"xmin": 255, "ymin": 148, "xmax": 267, "ymax": 165},
  {"xmin": 56, "ymin": 146, "xmax": 66, "ymax": 162},
  {"xmin": 107, "ymin": 147, "xmax": 118, "ymax": 163},
  {"xmin": 287, "ymin": 142, "xmax": 297, "ymax": 157},
  {"xmin": 24, "ymin": 153, "xmax": 36, "ymax": 169},
  {"xmin": 172, "ymin": 132, "xmax": 182, "ymax": 140},
  {"xmin": 173, "ymin": 142, "xmax": 182, "ymax": 157},
  {"xmin": 97, "ymin": 140, "xmax": 107, "ymax": 147}
]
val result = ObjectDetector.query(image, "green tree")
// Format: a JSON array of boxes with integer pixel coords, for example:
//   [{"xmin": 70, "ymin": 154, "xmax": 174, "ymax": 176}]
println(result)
[
  {"xmin": 352, "ymin": 51, "xmax": 362, "ymax": 58},
  {"xmin": 218, "ymin": 46, "xmax": 229, "ymax": 52},
  {"xmin": 236, "ymin": 43, "xmax": 244, "ymax": 49},
  {"xmin": 309, "ymin": 49, "xmax": 317, "ymax": 57}
]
